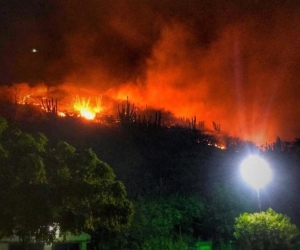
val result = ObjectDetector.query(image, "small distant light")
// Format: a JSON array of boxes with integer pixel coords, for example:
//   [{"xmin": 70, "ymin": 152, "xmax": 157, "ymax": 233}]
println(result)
[{"xmin": 31, "ymin": 48, "xmax": 38, "ymax": 53}]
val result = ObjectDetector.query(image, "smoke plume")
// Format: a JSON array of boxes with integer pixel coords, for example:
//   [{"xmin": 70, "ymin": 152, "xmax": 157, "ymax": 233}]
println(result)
[{"xmin": 1, "ymin": 0, "xmax": 300, "ymax": 144}]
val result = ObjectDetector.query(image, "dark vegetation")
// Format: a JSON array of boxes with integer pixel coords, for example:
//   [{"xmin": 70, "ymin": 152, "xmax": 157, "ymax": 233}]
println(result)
[
  {"xmin": 0, "ymin": 117, "xmax": 133, "ymax": 246},
  {"xmin": 1, "ymin": 99, "xmax": 300, "ymax": 249}
]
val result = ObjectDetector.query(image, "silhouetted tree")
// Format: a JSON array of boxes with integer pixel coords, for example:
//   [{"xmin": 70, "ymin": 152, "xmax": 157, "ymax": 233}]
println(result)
[{"xmin": 0, "ymin": 118, "xmax": 133, "ymax": 244}]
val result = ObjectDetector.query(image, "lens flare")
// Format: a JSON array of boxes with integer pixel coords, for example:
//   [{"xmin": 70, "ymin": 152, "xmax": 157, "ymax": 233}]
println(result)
[{"xmin": 241, "ymin": 155, "xmax": 272, "ymax": 190}]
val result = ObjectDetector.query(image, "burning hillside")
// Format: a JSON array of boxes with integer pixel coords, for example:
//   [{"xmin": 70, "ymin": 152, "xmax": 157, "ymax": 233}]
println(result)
[
  {"xmin": 0, "ymin": 80, "xmax": 294, "ymax": 149},
  {"xmin": 1, "ymin": 2, "xmax": 300, "ymax": 144},
  {"xmin": 0, "ymin": 83, "xmax": 105, "ymax": 120},
  {"xmin": 0, "ymin": 83, "xmax": 212, "ymax": 132}
]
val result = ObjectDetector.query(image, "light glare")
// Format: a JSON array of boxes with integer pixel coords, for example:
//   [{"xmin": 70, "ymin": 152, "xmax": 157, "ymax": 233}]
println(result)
[{"xmin": 241, "ymin": 155, "xmax": 272, "ymax": 190}]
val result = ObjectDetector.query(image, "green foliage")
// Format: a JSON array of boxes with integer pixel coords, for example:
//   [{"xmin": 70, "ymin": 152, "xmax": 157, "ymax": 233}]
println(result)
[
  {"xmin": 126, "ymin": 195, "xmax": 204, "ymax": 249},
  {"xmin": 0, "ymin": 117, "xmax": 133, "ymax": 244},
  {"xmin": 234, "ymin": 208, "xmax": 299, "ymax": 250},
  {"xmin": 203, "ymin": 182, "xmax": 256, "ymax": 245},
  {"xmin": 46, "ymin": 143, "xmax": 133, "ymax": 235},
  {"xmin": 142, "ymin": 238, "xmax": 189, "ymax": 250}
]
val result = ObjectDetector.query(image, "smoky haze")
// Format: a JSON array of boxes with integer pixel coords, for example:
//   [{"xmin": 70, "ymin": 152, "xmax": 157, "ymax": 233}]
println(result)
[{"xmin": 0, "ymin": 0, "xmax": 300, "ymax": 144}]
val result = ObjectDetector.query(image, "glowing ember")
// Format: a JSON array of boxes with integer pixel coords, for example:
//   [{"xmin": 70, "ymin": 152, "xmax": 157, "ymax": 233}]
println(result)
[
  {"xmin": 58, "ymin": 112, "xmax": 66, "ymax": 117},
  {"xmin": 207, "ymin": 142, "xmax": 226, "ymax": 150}
]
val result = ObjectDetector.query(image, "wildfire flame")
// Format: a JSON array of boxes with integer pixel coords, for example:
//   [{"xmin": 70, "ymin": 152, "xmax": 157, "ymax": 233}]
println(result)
[
  {"xmin": 73, "ymin": 95, "xmax": 102, "ymax": 120},
  {"xmin": 0, "ymin": 82, "xmax": 284, "ymax": 145},
  {"xmin": 0, "ymin": 83, "xmax": 107, "ymax": 121}
]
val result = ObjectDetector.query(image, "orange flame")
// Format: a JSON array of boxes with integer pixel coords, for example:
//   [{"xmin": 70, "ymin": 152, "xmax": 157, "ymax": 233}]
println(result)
[{"xmin": 73, "ymin": 95, "xmax": 102, "ymax": 120}]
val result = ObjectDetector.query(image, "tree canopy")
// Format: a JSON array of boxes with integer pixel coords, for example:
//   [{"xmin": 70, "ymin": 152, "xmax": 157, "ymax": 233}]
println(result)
[
  {"xmin": 0, "ymin": 117, "xmax": 133, "ymax": 243},
  {"xmin": 124, "ymin": 194, "xmax": 205, "ymax": 250},
  {"xmin": 234, "ymin": 208, "xmax": 299, "ymax": 250}
]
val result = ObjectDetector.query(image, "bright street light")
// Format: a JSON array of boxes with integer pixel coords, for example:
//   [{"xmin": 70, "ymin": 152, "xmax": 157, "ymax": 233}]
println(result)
[{"xmin": 240, "ymin": 155, "xmax": 272, "ymax": 211}]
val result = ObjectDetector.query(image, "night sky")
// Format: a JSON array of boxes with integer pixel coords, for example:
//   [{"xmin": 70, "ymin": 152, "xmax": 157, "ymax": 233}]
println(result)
[{"xmin": 1, "ymin": 0, "xmax": 300, "ymax": 144}]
